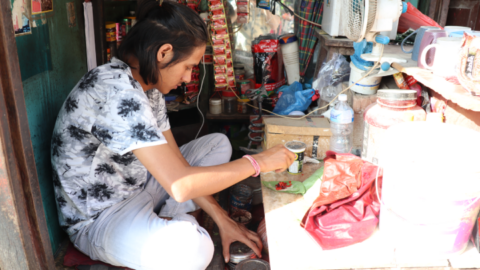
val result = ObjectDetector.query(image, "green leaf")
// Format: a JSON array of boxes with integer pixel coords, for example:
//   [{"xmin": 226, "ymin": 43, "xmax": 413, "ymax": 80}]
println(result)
[
  {"xmin": 303, "ymin": 166, "xmax": 324, "ymax": 191},
  {"xmin": 261, "ymin": 166, "xmax": 324, "ymax": 195}
]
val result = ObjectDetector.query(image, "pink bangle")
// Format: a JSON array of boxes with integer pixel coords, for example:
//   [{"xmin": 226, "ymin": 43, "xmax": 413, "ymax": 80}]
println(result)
[{"xmin": 243, "ymin": 155, "xmax": 261, "ymax": 177}]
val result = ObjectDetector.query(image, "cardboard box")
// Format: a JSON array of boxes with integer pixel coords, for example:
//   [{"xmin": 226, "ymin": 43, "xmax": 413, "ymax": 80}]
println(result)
[{"xmin": 263, "ymin": 116, "xmax": 332, "ymax": 159}]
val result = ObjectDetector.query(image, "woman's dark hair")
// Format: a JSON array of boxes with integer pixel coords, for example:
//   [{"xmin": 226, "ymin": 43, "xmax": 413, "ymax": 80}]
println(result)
[{"xmin": 118, "ymin": 0, "xmax": 209, "ymax": 85}]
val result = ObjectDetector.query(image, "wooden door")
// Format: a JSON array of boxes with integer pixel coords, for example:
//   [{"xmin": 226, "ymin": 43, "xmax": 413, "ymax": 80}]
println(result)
[
  {"xmin": 446, "ymin": 0, "xmax": 480, "ymax": 30},
  {"xmin": 0, "ymin": 0, "xmax": 55, "ymax": 268}
]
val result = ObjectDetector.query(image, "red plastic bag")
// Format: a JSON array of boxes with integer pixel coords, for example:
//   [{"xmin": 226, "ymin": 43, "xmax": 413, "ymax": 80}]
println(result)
[
  {"xmin": 398, "ymin": 2, "xmax": 442, "ymax": 33},
  {"xmin": 301, "ymin": 151, "xmax": 382, "ymax": 250}
]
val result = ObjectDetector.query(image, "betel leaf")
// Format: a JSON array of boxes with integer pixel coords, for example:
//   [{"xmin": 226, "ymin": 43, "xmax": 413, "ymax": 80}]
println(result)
[{"xmin": 262, "ymin": 167, "xmax": 324, "ymax": 195}]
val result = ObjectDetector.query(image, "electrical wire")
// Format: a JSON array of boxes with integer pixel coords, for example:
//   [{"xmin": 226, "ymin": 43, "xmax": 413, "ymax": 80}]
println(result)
[
  {"xmin": 195, "ymin": 55, "xmax": 206, "ymax": 140},
  {"xmin": 274, "ymin": 0, "xmax": 322, "ymax": 28},
  {"xmin": 226, "ymin": 45, "xmax": 385, "ymax": 120}
]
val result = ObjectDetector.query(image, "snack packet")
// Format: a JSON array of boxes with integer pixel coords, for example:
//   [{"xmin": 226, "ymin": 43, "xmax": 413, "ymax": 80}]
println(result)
[{"xmin": 457, "ymin": 33, "xmax": 480, "ymax": 95}]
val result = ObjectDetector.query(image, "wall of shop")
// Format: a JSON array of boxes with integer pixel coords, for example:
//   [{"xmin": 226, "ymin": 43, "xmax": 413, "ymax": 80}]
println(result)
[{"xmin": 14, "ymin": 0, "xmax": 88, "ymax": 255}]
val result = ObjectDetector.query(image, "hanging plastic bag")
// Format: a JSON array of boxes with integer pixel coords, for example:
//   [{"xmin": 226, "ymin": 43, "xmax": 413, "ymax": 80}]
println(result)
[
  {"xmin": 272, "ymin": 81, "xmax": 314, "ymax": 115},
  {"xmin": 314, "ymin": 53, "xmax": 350, "ymax": 90},
  {"xmin": 301, "ymin": 151, "xmax": 383, "ymax": 250},
  {"xmin": 313, "ymin": 54, "xmax": 350, "ymax": 102},
  {"xmin": 398, "ymin": 2, "xmax": 442, "ymax": 33}
]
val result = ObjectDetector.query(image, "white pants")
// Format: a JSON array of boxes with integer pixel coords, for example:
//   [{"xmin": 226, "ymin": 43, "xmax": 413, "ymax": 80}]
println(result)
[{"xmin": 71, "ymin": 133, "xmax": 232, "ymax": 270}]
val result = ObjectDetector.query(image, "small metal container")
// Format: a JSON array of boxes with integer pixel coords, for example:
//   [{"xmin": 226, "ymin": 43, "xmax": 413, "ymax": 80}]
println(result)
[
  {"xmin": 230, "ymin": 241, "xmax": 256, "ymax": 264},
  {"xmin": 235, "ymin": 259, "xmax": 270, "ymax": 270},
  {"xmin": 285, "ymin": 141, "xmax": 307, "ymax": 174}
]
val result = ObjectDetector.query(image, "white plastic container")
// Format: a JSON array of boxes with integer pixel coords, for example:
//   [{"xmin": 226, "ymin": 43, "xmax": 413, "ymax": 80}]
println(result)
[
  {"xmin": 279, "ymin": 34, "xmax": 300, "ymax": 85},
  {"xmin": 209, "ymin": 98, "xmax": 222, "ymax": 115},
  {"xmin": 349, "ymin": 62, "xmax": 381, "ymax": 95},
  {"xmin": 379, "ymin": 122, "xmax": 480, "ymax": 259}
]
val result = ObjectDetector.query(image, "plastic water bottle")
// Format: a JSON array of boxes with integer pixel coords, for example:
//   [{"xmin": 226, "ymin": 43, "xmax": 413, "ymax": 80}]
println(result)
[{"xmin": 330, "ymin": 94, "xmax": 354, "ymax": 153}]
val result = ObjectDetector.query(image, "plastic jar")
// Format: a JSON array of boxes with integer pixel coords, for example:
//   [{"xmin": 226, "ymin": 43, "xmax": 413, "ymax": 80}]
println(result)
[
  {"xmin": 237, "ymin": 99, "xmax": 250, "ymax": 114},
  {"xmin": 362, "ymin": 90, "xmax": 426, "ymax": 164},
  {"xmin": 235, "ymin": 69, "xmax": 245, "ymax": 81},
  {"xmin": 234, "ymin": 64, "xmax": 245, "ymax": 81},
  {"xmin": 222, "ymin": 91, "xmax": 237, "ymax": 115},
  {"xmin": 105, "ymin": 22, "xmax": 116, "ymax": 42},
  {"xmin": 209, "ymin": 98, "xmax": 222, "ymax": 115},
  {"xmin": 230, "ymin": 184, "xmax": 252, "ymax": 212}
]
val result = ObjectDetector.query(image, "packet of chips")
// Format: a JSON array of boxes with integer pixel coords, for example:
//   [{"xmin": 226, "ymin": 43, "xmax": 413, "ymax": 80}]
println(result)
[
  {"xmin": 213, "ymin": 45, "xmax": 226, "ymax": 55},
  {"xmin": 457, "ymin": 33, "xmax": 480, "ymax": 96},
  {"xmin": 214, "ymin": 65, "xmax": 227, "ymax": 75},
  {"xmin": 215, "ymin": 74, "xmax": 227, "ymax": 85},
  {"xmin": 212, "ymin": 18, "xmax": 227, "ymax": 29},
  {"xmin": 209, "ymin": 9, "xmax": 225, "ymax": 20},
  {"xmin": 208, "ymin": 0, "xmax": 223, "ymax": 10}
]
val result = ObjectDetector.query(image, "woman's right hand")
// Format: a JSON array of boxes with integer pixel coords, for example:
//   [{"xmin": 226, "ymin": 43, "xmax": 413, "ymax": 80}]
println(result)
[{"xmin": 253, "ymin": 144, "xmax": 296, "ymax": 173}]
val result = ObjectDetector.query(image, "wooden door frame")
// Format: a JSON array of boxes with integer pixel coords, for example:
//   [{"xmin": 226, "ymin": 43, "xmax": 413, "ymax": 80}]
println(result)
[
  {"xmin": 428, "ymin": 0, "xmax": 451, "ymax": 27},
  {"xmin": 0, "ymin": 0, "xmax": 55, "ymax": 269}
]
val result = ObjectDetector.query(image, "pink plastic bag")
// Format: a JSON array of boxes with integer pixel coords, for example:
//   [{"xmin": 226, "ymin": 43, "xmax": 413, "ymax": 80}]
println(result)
[
  {"xmin": 398, "ymin": 2, "xmax": 442, "ymax": 33},
  {"xmin": 301, "ymin": 151, "xmax": 382, "ymax": 250}
]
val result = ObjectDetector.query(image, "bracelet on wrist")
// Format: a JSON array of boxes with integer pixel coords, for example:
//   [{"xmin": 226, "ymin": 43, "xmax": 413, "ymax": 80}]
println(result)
[{"xmin": 242, "ymin": 155, "xmax": 260, "ymax": 177}]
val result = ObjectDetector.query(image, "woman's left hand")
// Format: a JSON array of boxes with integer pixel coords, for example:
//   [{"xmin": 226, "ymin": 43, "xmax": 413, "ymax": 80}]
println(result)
[{"xmin": 217, "ymin": 215, "xmax": 263, "ymax": 263}]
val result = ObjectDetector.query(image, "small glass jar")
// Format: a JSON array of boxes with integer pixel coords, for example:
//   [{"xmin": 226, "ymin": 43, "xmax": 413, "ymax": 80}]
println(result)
[
  {"xmin": 222, "ymin": 91, "xmax": 237, "ymax": 115},
  {"xmin": 234, "ymin": 64, "xmax": 246, "ymax": 81},
  {"xmin": 209, "ymin": 98, "xmax": 222, "ymax": 115},
  {"xmin": 237, "ymin": 99, "xmax": 250, "ymax": 114}
]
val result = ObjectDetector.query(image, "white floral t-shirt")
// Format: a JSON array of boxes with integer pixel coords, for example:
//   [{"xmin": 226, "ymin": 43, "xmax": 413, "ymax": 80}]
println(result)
[{"xmin": 51, "ymin": 58, "xmax": 170, "ymax": 236}]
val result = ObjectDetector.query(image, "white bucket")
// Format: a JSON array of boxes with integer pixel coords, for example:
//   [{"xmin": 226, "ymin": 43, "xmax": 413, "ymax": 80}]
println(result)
[
  {"xmin": 378, "ymin": 122, "xmax": 480, "ymax": 259},
  {"xmin": 280, "ymin": 35, "xmax": 300, "ymax": 85},
  {"xmin": 349, "ymin": 62, "xmax": 381, "ymax": 95}
]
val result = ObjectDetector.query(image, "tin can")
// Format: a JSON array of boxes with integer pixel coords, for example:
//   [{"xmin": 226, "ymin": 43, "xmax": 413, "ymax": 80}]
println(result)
[
  {"xmin": 105, "ymin": 22, "xmax": 116, "ymax": 42},
  {"xmin": 235, "ymin": 259, "xmax": 270, "ymax": 270},
  {"xmin": 115, "ymin": 22, "xmax": 122, "ymax": 42},
  {"xmin": 228, "ymin": 241, "xmax": 257, "ymax": 270},
  {"xmin": 285, "ymin": 141, "xmax": 306, "ymax": 174},
  {"xmin": 236, "ymin": 80, "xmax": 250, "ymax": 98},
  {"xmin": 230, "ymin": 184, "xmax": 252, "ymax": 212}
]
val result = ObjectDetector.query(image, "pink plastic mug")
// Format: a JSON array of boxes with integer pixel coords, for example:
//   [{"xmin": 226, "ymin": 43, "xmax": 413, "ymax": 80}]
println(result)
[{"xmin": 417, "ymin": 30, "xmax": 447, "ymax": 69}]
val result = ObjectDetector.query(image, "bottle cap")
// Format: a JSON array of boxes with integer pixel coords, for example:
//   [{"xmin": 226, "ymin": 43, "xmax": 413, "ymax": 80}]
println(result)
[{"xmin": 338, "ymin": 94, "xmax": 347, "ymax": 101}]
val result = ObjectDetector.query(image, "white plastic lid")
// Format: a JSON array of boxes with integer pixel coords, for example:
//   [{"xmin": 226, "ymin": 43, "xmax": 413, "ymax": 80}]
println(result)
[
  {"xmin": 210, "ymin": 98, "xmax": 221, "ymax": 105},
  {"xmin": 338, "ymin": 94, "xmax": 347, "ymax": 101}
]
